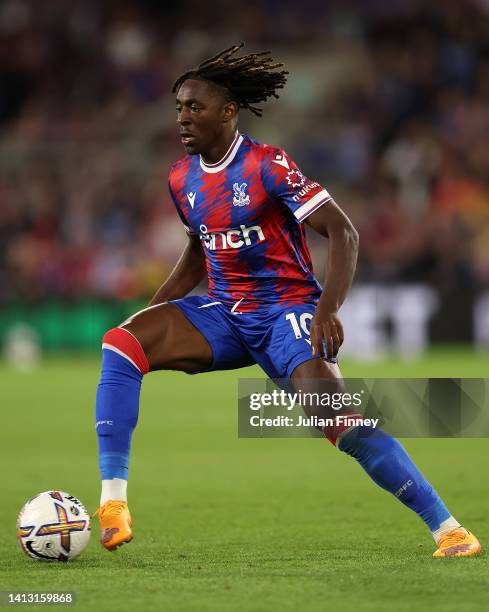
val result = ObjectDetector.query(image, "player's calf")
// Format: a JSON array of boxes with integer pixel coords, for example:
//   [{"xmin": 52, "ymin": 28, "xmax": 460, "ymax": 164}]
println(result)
[
  {"xmin": 332, "ymin": 425, "xmax": 481, "ymax": 556},
  {"xmin": 96, "ymin": 327, "xmax": 149, "ymax": 491},
  {"xmin": 94, "ymin": 327, "xmax": 149, "ymax": 549}
]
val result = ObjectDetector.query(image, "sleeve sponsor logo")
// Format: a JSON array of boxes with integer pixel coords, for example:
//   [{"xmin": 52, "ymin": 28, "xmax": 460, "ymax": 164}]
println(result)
[
  {"xmin": 286, "ymin": 169, "xmax": 306, "ymax": 188},
  {"xmin": 292, "ymin": 181, "xmax": 320, "ymax": 202}
]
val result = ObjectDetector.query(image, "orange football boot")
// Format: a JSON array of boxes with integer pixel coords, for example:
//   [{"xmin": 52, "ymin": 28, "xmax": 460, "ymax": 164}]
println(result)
[
  {"xmin": 93, "ymin": 500, "xmax": 133, "ymax": 551},
  {"xmin": 433, "ymin": 528, "xmax": 481, "ymax": 558}
]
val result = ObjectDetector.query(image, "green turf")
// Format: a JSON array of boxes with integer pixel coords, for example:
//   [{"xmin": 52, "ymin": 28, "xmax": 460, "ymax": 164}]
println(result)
[{"xmin": 0, "ymin": 348, "xmax": 487, "ymax": 611}]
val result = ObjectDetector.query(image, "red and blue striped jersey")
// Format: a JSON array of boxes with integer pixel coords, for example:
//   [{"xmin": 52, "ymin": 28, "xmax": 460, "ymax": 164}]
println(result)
[{"xmin": 168, "ymin": 132, "xmax": 332, "ymax": 311}]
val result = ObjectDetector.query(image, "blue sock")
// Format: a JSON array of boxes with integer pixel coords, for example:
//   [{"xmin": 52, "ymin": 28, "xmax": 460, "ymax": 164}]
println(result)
[
  {"xmin": 339, "ymin": 427, "xmax": 451, "ymax": 532},
  {"xmin": 95, "ymin": 348, "xmax": 142, "ymax": 480}
]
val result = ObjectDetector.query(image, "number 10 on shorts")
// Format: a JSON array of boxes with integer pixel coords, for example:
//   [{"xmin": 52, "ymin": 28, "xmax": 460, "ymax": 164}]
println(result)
[{"xmin": 285, "ymin": 312, "xmax": 313, "ymax": 344}]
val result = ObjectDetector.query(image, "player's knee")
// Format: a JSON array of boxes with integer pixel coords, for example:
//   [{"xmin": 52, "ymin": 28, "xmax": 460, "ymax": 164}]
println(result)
[
  {"xmin": 322, "ymin": 411, "xmax": 365, "ymax": 447},
  {"xmin": 102, "ymin": 327, "xmax": 150, "ymax": 375}
]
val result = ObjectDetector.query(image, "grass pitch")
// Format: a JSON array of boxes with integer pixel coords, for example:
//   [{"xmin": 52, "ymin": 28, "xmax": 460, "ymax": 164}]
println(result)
[{"xmin": 0, "ymin": 348, "xmax": 487, "ymax": 611}]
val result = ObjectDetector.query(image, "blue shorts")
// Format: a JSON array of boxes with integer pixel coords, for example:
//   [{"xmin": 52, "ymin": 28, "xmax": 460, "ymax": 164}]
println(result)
[{"xmin": 171, "ymin": 295, "xmax": 329, "ymax": 378}]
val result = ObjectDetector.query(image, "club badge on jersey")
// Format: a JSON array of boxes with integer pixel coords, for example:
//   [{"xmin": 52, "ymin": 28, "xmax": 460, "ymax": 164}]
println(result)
[{"xmin": 232, "ymin": 182, "xmax": 250, "ymax": 207}]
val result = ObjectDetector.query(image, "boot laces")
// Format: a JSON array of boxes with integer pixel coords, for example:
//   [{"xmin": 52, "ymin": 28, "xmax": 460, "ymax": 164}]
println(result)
[
  {"xmin": 92, "ymin": 500, "xmax": 126, "ymax": 518},
  {"xmin": 438, "ymin": 528, "xmax": 467, "ymax": 548}
]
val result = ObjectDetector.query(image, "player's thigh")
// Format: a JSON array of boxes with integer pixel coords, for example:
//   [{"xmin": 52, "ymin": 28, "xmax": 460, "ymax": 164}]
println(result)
[
  {"xmin": 291, "ymin": 358, "xmax": 347, "ymax": 419},
  {"xmin": 121, "ymin": 303, "xmax": 212, "ymax": 372},
  {"xmin": 291, "ymin": 358, "xmax": 346, "ymax": 399}
]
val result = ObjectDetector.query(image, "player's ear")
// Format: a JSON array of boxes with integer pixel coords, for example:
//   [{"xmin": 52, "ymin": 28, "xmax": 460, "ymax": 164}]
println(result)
[{"xmin": 222, "ymin": 100, "xmax": 238, "ymax": 124}]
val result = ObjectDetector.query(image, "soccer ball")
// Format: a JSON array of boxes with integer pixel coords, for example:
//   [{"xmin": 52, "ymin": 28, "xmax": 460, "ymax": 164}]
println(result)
[{"xmin": 17, "ymin": 491, "xmax": 91, "ymax": 561}]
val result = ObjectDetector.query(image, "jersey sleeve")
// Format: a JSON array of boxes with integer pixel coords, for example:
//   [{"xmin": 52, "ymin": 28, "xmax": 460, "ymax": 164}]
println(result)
[
  {"xmin": 260, "ymin": 147, "xmax": 333, "ymax": 222},
  {"xmin": 168, "ymin": 181, "xmax": 193, "ymax": 234}
]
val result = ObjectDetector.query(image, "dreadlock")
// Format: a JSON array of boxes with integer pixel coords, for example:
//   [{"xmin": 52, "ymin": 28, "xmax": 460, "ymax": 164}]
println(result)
[{"xmin": 172, "ymin": 42, "xmax": 288, "ymax": 117}]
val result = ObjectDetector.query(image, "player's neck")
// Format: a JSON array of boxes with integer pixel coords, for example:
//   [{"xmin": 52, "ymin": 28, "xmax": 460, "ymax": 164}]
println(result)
[{"xmin": 200, "ymin": 129, "xmax": 238, "ymax": 165}]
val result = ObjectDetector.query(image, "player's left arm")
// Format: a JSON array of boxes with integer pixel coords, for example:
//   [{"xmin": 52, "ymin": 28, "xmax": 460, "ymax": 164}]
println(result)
[
  {"xmin": 305, "ymin": 201, "xmax": 359, "ymax": 360},
  {"xmin": 260, "ymin": 146, "xmax": 358, "ymax": 359}
]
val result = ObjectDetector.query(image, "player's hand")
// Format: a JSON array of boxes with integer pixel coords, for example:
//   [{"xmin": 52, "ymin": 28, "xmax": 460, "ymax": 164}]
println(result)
[{"xmin": 310, "ymin": 310, "xmax": 344, "ymax": 360}]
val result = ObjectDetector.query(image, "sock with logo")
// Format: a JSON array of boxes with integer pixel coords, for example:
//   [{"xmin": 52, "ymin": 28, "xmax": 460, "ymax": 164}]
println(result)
[
  {"xmin": 334, "ymin": 426, "xmax": 458, "ymax": 537},
  {"xmin": 95, "ymin": 328, "xmax": 149, "ymax": 505}
]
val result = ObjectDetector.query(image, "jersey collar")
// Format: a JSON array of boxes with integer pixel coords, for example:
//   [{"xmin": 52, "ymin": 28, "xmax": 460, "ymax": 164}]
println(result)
[{"xmin": 199, "ymin": 131, "xmax": 243, "ymax": 174}]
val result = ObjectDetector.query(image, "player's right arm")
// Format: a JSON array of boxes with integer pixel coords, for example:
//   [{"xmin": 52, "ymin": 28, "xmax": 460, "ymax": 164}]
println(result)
[
  {"xmin": 149, "ymin": 168, "xmax": 206, "ymax": 306},
  {"xmin": 148, "ymin": 232, "xmax": 206, "ymax": 306}
]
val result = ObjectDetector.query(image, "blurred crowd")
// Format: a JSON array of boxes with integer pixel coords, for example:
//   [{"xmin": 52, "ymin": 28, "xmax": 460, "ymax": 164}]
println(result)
[{"xmin": 1, "ymin": 0, "xmax": 489, "ymax": 303}]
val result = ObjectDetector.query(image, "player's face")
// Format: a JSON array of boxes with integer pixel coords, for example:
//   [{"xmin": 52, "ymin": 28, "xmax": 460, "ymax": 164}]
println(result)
[{"xmin": 176, "ymin": 79, "xmax": 235, "ymax": 155}]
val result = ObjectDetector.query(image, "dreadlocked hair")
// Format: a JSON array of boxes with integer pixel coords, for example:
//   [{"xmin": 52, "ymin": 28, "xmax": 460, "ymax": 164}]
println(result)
[{"xmin": 172, "ymin": 42, "xmax": 288, "ymax": 117}]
